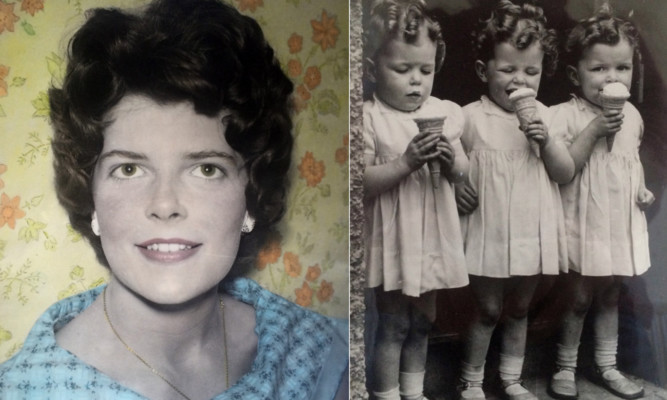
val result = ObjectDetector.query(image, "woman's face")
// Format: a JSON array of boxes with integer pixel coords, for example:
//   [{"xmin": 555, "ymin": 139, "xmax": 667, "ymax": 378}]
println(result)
[{"xmin": 92, "ymin": 95, "xmax": 248, "ymax": 305}]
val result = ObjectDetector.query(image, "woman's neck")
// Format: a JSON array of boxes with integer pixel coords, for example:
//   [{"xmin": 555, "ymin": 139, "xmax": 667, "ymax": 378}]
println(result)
[{"xmin": 103, "ymin": 277, "xmax": 225, "ymax": 363}]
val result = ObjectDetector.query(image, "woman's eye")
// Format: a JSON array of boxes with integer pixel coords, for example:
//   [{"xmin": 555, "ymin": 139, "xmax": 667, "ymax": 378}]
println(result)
[
  {"xmin": 192, "ymin": 164, "xmax": 224, "ymax": 179},
  {"xmin": 111, "ymin": 164, "xmax": 144, "ymax": 179}
]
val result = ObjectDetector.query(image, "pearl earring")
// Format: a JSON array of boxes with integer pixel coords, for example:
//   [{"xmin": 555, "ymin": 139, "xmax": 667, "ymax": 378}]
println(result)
[
  {"xmin": 91, "ymin": 212, "xmax": 100, "ymax": 236},
  {"xmin": 241, "ymin": 212, "xmax": 255, "ymax": 233}
]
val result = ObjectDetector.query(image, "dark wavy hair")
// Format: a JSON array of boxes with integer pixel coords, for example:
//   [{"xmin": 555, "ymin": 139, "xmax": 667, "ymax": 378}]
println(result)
[
  {"xmin": 363, "ymin": 0, "xmax": 446, "ymax": 72},
  {"xmin": 473, "ymin": 0, "xmax": 558, "ymax": 76},
  {"xmin": 49, "ymin": 0, "xmax": 294, "ymax": 267},
  {"xmin": 564, "ymin": 3, "xmax": 641, "ymax": 68}
]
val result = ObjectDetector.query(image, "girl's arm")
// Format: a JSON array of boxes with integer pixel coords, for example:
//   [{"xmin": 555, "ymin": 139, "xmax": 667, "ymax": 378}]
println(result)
[
  {"xmin": 363, "ymin": 130, "xmax": 440, "ymax": 200},
  {"xmin": 524, "ymin": 120, "xmax": 574, "ymax": 183},
  {"xmin": 568, "ymin": 109, "xmax": 624, "ymax": 172},
  {"xmin": 441, "ymin": 139, "xmax": 468, "ymax": 184}
]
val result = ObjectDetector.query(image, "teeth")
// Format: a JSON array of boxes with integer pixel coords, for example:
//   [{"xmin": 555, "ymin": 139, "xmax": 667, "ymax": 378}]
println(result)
[{"xmin": 146, "ymin": 243, "xmax": 192, "ymax": 252}]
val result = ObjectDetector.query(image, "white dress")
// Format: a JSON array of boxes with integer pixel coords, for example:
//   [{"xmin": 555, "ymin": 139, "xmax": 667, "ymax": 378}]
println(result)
[
  {"xmin": 363, "ymin": 96, "xmax": 469, "ymax": 297},
  {"xmin": 550, "ymin": 96, "xmax": 650, "ymax": 276},
  {"xmin": 461, "ymin": 96, "xmax": 568, "ymax": 278}
]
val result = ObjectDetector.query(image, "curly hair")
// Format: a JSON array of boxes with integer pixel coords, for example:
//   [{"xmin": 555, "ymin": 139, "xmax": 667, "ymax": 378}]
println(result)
[
  {"xmin": 363, "ymin": 0, "xmax": 446, "ymax": 72},
  {"xmin": 473, "ymin": 0, "xmax": 558, "ymax": 76},
  {"xmin": 564, "ymin": 3, "xmax": 641, "ymax": 67},
  {"xmin": 49, "ymin": 0, "xmax": 294, "ymax": 267}
]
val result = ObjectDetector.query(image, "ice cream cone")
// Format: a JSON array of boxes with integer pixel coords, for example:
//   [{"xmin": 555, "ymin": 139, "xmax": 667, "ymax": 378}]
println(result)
[
  {"xmin": 509, "ymin": 88, "xmax": 540, "ymax": 157},
  {"xmin": 414, "ymin": 117, "xmax": 446, "ymax": 188},
  {"xmin": 600, "ymin": 82, "xmax": 630, "ymax": 152}
]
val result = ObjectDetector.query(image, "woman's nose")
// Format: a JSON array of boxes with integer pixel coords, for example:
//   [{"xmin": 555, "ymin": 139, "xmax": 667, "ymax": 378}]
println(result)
[{"xmin": 146, "ymin": 176, "xmax": 187, "ymax": 221}]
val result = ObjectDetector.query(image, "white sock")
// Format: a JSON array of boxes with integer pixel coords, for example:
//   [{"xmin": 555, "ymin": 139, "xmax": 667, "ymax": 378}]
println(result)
[
  {"xmin": 399, "ymin": 371, "xmax": 425, "ymax": 400},
  {"xmin": 374, "ymin": 385, "xmax": 400, "ymax": 400},
  {"xmin": 594, "ymin": 336, "xmax": 618, "ymax": 369},
  {"xmin": 499, "ymin": 353, "xmax": 524, "ymax": 384},
  {"xmin": 460, "ymin": 360, "xmax": 485, "ymax": 384}
]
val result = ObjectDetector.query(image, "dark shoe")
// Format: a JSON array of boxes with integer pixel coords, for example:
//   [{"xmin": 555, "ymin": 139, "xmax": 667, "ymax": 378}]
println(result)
[
  {"xmin": 501, "ymin": 381, "xmax": 538, "ymax": 400},
  {"xmin": 456, "ymin": 380, "xmax": 486, "ymax": 400},
  {"xmin": 595, "ymin": 367, "xmax": 644, "ymax": 399},
  {"xmin": 548, "ymin": 368, "xmax": 578, "ymax": 399}
]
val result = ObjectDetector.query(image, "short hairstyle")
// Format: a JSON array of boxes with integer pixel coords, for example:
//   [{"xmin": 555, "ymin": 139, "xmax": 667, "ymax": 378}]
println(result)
[
  {"xmin": 363, "ymin": 0, "xmax": 446, "ymax": 72},
  {"xmin": 49, "ymin": 0, "xmax": 294, "ymax": 267},
  {"xmin": 564, "ymin": 3, "xmax": 641, "ymax": 67},
  {"xmin": 473, "ymin": 0, "xmax": 558, "ymax": 76}
]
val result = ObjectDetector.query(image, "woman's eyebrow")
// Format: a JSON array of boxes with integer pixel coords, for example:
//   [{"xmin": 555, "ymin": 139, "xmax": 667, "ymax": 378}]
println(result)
[
  {"xmin": 186, "ymin": 151, "xmax": 236, "ymax": 161},
  {"xmin": 98, "ymin": 150, "xmax": 147, "ymax": 162}
]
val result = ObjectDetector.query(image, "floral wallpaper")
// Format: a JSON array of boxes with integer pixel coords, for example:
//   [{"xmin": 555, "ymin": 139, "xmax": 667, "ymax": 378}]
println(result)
[{"xmin": 0, "ymin": 0, "xmax": 348, "ymax": 363}]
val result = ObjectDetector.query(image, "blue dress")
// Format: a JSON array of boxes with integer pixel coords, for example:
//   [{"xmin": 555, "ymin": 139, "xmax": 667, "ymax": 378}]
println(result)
[{"xmin": 0, "ymin": 277, "xmax": 348, "ymax": 400}]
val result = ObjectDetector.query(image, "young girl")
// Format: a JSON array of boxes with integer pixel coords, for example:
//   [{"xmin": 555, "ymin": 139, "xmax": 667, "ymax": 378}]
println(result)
[
  {"xmin": 454, "ymin": 2, "xmax": 573, "ymax": 399},
  {"xmin": 362, "ymin": 1, "xmax": 469, "ymax": 398},
  {"xmin": 548, "ymin": 6, "xmax": 654, "ymax": 400}
]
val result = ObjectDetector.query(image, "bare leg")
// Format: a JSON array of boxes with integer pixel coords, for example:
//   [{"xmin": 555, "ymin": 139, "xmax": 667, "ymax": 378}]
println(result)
[
  {"xmin": 464, "ymin": 276, "xmax": 505, "ymax": 368},
  {"xmin": 457, "ymin": 276, "xmax": 504, "ymax": 399},
  {"xmin": 400, "ymin": 291, "xmax": 436, "ymax": 373},
  {"xmin": 499, "ymin": 276, "xmax": 541, "ymax": 399},
  {"xmin": 592, "ymin": 277, "xmax": 644, "ymax": 399},
  {"xmin": 550, "ymin": 273, "xmax": 595, "ymax": 398},
  {"xmin": 372, "ymin": 288, "xmax": 411, "ymax": 394}
]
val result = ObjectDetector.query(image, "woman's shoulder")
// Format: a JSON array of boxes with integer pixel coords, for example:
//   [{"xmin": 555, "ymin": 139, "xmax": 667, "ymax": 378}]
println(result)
[
  {"xmin": 224, "ymin": 277, "xmax": 346, "ymax": 334},
  {"xmin": 221, "ymin": 277, "xmax": 348, "ymax": 400}
]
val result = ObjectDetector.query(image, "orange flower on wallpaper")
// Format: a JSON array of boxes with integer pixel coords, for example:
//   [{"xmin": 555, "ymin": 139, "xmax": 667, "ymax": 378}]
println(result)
[
  {"xmin": 335, "ymin": 133, "xmax": 349, "ymax": 165},
  {"xmin": 235, "ymin": 0, "xmax": 263, "ymax": 12},
  {"xmin": 288, "ymin": 33, "xmax": 302, "ymax": 54},
  {"xmin": 256, "ymin": 231, "xmax": 282, "ymax": 270},
  {"xmin": 0, "ymin": 65, "xmax": 8, "ymax": 97},
  {"xmin": 311, "ymin": 10, "xmax": 339, "ymax": 52},
  {"xmin": 335, "ymin": 147, "xmax": 348, "ymax": 165},
  {"xmin": 21, "ymin": 0, "xmax": 44, "ymax": 16},
  {"xmin": 296, "ymin": 84, "xmax": 311, "ymax": 102},
  {"xmin": 304, "ymin": 66, "xmax": 321, "ymax": 90},
  {"xmin": 287, "ymin": 59, "xmax": 302, "ymax": 78},
  {"xmin": 0, "ymin": 193, "xmax": 26, "ymax": 229},
  {"xmin": 0, "ymin": 2, "xmax": 19, "ymax": 33},
  {"xmin": 283, "ymin": 251, "xmax": 302, "ymax": 278},
  {"xmin": 298, "ymin": 151, "xmax": 325, "ymax": 187},
  {"xmin": 294, "ymin": 84, "xmax": 311, "ymax": 113},
  {"xmin": 305, "ymin": 265, "xmax": 321, "ymax": 282},
  {"xmin": 295, "ymin": 281, "xmax": 313, "ymax": 307},
  {"xmin": 317, "ymin": 280, "xmax": 334, "ymax": 303},
  {"xmin": 0, "ymin": 164, "xmax": 6, "ymax": 189}
]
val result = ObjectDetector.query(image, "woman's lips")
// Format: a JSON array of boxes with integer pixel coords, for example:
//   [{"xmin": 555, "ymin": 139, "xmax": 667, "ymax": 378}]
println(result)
[{"xmin": 136, "ymin": 238, "xmax": 202, "ymax": 263}]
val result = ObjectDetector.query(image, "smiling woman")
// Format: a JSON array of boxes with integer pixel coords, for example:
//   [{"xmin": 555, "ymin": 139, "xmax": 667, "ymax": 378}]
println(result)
[{"xmin": 0, "ymin": 1, "xmax": 348, "ymax": 399}]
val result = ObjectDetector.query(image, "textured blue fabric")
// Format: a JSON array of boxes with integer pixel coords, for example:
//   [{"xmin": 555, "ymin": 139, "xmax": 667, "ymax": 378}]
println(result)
[{"xmin": 0, "ymin": 277, "xmax": 348, "ymax": 400}]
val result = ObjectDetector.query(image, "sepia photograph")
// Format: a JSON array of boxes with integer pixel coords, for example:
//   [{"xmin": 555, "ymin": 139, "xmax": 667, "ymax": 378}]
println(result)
[{"xmin": 350, "ymin": 0, "xmax": 667, "ymax": 399}]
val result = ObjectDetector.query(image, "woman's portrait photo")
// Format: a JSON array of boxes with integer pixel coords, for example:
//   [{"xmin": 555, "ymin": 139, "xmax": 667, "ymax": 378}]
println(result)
[{"xmin": 0, "ymin": 0, "xmax": 349, "ymax": 399}]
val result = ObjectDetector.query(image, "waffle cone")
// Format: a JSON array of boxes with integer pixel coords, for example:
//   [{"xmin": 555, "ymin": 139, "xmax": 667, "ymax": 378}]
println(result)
[
  {"xmin": 600, "ymin": 95, "xmax": 627, "ymax": 152},
  {"xmin": 510, "ymin": 96, "xmax": 540, "ymax": 157},
  {"xmin": 414, "ymin": 117, "xmax": 446, "ymax": 188}
]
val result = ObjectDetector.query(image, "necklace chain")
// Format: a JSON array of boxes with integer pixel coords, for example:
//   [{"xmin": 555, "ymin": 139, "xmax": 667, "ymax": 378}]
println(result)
[{"xmin": 103, "ymin": 287, "xmax": 229, "ymax": 400}]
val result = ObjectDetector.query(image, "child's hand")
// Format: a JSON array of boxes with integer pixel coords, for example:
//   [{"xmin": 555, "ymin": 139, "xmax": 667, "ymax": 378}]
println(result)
[
  {"xmin": 455, "ymin": 182, "xmax": 478, "ymax": 215},
  {"xmin": 523, "ymin": 119, "xmax": 549, "ymax": 147},
  {"xmin": 588, "ymin": 109, "xmax": 624, "ymax": 138},
  {"xmin": 637, "ymin": 187, "xmax": 655, "ymax": 210},
  {"xmin": 437, "ymin": 138, "xmax": 455, "ymax": 173},
  {"xmin": 402, "ymin": 130, "xmax": 441, "ymax": 171}
]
